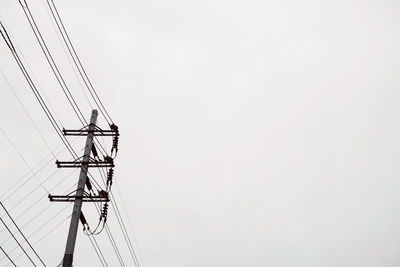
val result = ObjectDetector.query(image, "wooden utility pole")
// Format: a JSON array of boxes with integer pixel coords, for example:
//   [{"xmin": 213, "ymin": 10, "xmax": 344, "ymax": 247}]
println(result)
[{"xmin": 62, "ymin": 109, "xmax": 97, "ymax": 267}]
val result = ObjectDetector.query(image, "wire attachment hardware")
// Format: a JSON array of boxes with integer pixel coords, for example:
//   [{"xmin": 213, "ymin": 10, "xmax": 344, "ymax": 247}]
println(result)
[
  {"xmin": 62, "ymin": 124, "xmax": 119, "ymax": 136},
  {"xmin": 56, "ymin": 156, "xmax": 114, "ymax": 168},
  {"xmin": 48, "ymin": 195, "xmax": 110, "ymax": 202}
]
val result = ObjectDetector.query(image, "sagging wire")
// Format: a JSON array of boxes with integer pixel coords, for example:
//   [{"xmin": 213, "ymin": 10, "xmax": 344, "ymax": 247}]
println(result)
[{"xmin": 80, "ymin": 201, "xmax": 108, "ymax": 236}]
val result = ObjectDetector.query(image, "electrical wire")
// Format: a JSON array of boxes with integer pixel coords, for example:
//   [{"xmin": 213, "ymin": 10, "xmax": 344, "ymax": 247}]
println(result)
[
  {"xmin": 39, "ymin": 0, "xmax": 94, "ymax": 111},
  {"xmin": 0, "ymin": 68, "xmax": 57, "ymax": 159},
  {"xmin": 0, "ymin": 128, "xmax": 49, "ymax": 195},
  {"xmin": 4, "ymin": 215, "xmax": 71, "ymax": 267},
  {"xmin": 110, "ymin": 192, "xmax": 141, "ymax": 267},
  {"xmin": 0, "ymin": 21, "xmax": 78, "ymax": 160},
  {"xmin": 115, "ymin": 181, "xmax": 145, "ymax": 267},
  {"xmin": 19, "ymin": 0, "xmax": 87, "ymax": 127},
  {"xmin": 6, "ymin": 169, "xmax": 58, "ymax": 212},
  {"xmin": 0, "ymin": 12, "xmax": 64, "ymax": 128},
  {"xmin": 0, "ymin": 202, "xmax": 47, "ymax": 266},
  {"xmin": 0, "ymin": 182, "xmax": 77, "ymax": 250},
  {"xmin": 103, "ymin": 223, "xmax": 126, "ymax": 266},
  {"xmin": 0, "ymin": 150, "xmax": 52, "ymax": 201},
  {"xmin": 34, "ymin": 0, "xmax": 115, "ymax": 158},
  {"xmin": 88, "ymin": 235, "xmax": 108, "ymax": 267},
  {"xmin": 0, "ymin": 203, "xmax": 69, "ymax": 248},
  {"xmin": 17, "ymin": 1, "xmax": 111, "ymax": 159},
  {"xmin": 15, "ymin": 181, "xmax": 77, "ymax": 226},
  {"xmin": 0, "ymin": 246, "xmax": 17, "ymax": 267},
  {"xmin": 89, "ymin": 202, "xmax": 125, "ymax": 266},
  {"xmin": 45, "ymin": 0, "xmax": 114, "ymax": 125},
  {"xmin": 0, "ymin": 216, "xmax": 37, "ymax": 266},
  {"xmin": 26, "ymin": 204, "xmax": 71, "ymax": 241},
  {"xmin": 0, "ymin": 137, "xmax": 75, "ymax": 201},
  {"xmin": 1, "ymin": 149, "xmax": 80, "ymax": 214}
]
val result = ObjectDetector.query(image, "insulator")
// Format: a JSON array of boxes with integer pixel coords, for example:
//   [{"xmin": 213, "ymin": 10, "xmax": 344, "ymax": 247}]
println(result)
[
  {"xmin": 107, "ymin": 168, "xmax": 114, "ymax": 188},
  {"xmin": 85, "ymin": 178, "xmax": 93, "ymax": 191},
  {"xmin": 80, "ymin": 212, "xmax": 88, "ymax": 231},
  {"xmin": 101, "ymin": 203, "xmax": 109, "ymax": 222},
  {"xmin": 111, "ymin": 135, "xmax": 119, "ymax": 155},
  {"xmin": 110, "ymin": 123, "xmax": 119, "ymax": 156},
  {"xmin": 91, "ymin": 144, "xmax": 99, "ymax": 158}
]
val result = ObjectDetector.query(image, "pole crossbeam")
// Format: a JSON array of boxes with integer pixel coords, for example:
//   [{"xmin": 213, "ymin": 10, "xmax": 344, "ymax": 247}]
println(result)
[
  {"xmin": 56, "ymin": 158, "xmax": 114, "ymax": 168},
  {"xmin": 62, "ymin": 128, "xmax": 119, "ymax": 137},
  {"xmin": 48, "ymin": 195, "xmax": 109, "ymax": 202}
]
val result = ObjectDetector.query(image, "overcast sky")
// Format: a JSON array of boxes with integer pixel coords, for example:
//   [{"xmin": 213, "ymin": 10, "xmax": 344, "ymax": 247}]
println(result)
[{"xmin": 1, "ymin": 0, "xmax": 400, "ymax": 266}]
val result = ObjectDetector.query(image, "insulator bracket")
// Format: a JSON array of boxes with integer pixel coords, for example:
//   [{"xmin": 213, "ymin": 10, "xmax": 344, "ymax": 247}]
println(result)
[{"xmin": 48, "ymin": 195, "xmax": 110, "ymax": 202}]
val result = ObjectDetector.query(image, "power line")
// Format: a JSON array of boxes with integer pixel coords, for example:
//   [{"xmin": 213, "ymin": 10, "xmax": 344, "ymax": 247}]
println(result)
[
  {"xmin": 110, "ymin": 192, "xmax": 141, "ymax": 266},
  {"xmin": 104, "ymin": 223, "xmax": 126, "ymax": 266},
  {"xmin": 18, "ymin": 0, "xmax": 87, "ymax": 127},
  {"xmin": 1, "ymin": 202, "xmax": 47, "ymax": 266},
  {"xmin": 8, "ymin": 215, "xmax": 71, "ymax": 267},
  {"xmin": 0, "ymin": 216, "xmax": 37, "ymax": 266},
  {"xmin": 0, "ymin": 127, "xmax": 49, "ymax": 195},
  {"xmin": 0, "ymin": 139, "xmax": 70, "ymax": 201},
  {"xmin": 88, "ymin": 235, "xmax": 108, "ymax": 267},
  {"xmin": 0, "ymin": 12, "xmax": 64, "ymax": 127},
  {"xmin": 5, "ymin": 152, "xmax": 79, "ymax": 213},
  {"xmin": 45, "ymin": 0, "xmax": 114, "ymax": 125},
  {"xmin": 88, "ymin": 202, "xmax": 125, "ymax": 266},
  {"xmin": 15, "ymin": 182, "xmax": 77, "ymax": 227},
  {"xmin": 25, "ymin": 204, "xmax": 71, "ymax": 241},
  {"xmin": 39, "ymin": 0, "xmax": 94, "ymax": 111},
  {"xmin": 0, "ymin": 20, "xmax": 78, "ymax": 160},
  {"xmin": 0, "ymin": 246, "xmax": 17, "ymax": 267},
  {"xmin": 0, "ymin": 183, "xmax": 77, "ymax": 252},
  {"xmin": 5, "ymin": 169, "xmax": 58, "ymax": 213},
  {"xmin": 17, "ymin": 0, "xmax": 110, "ymax": 159},
  {"xmin": 1, "ymin": 203, "xmax": 67, "ymax": 249},
  {"xmin": 0, "ymin": 68, "xmax": 56, "ymax": 159},
  {"xmin": 115, "ymin": 181, "xmax": 145, "ymax": 266}
]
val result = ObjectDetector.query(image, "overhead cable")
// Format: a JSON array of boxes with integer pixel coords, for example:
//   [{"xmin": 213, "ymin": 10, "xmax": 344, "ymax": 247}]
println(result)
[
  {"xmin": 0, "ymin": 246, "xmax": 17, "ymax": 267},
  {"xmin": 45, "ymin": 0, "xmax": 114, "ymax": 125},
  {"xmin": 18, "ymin": 0, "xmax": 87, "ymax": 126},
  {"xmin": 0, "ymin": 21, "xmax": 78, "ymax": 160},
  {"xmin": 0, "ymin": 216, "xmax": 37, "ymax": 266},
  {"xmin": 1, "ymin": 202, "xmax": 47, "ymax": 267}
]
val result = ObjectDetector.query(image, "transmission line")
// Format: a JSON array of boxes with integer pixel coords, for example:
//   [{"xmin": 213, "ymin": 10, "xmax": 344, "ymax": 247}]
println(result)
[
  {"xmin": 45, "ymin": 0, "xmax": 114, "ymax": 125},
  {"xmin": 0, "ymin": 246, "xmax": 17, "ymax": 267},
  {"xmin": 6, "ymin": 215, "xmax": 71, "ymax": 267},
  {"xmin": 1, "ymin": 202, "xmax": 47, "ymax": 266},
  {"xmin": 88, "ymin": 235, "xmax": 108, "ymax": 267},
  {"xmin": 18, "ymin": 0, "xmax": 111, "ymax": 159},
  {"xmin": 18, "ymin": 0, "xmax": 87, "ymax": 126},
  {"xmin": 0, "ymin": 128, "xmax": 49, "ymax": 196},
  {"xmin": 0, "ymin": 216, "xmax": 37, "ymax": 266},
  {"xmin": 89, "ymin": 202, "xmax": 125, "ymax": 266},
  {"xmin": 110, "ymin": 192, "xmax": 141, "ymax": 266},
  {"xmin": 115, "ymin": 181, "xmax": 145, "ymax": 266},
  {"xmin": 0, "ymin": 20, "xmax": 78, "ymax": 160},
  {"xmin": 0, "ymin": 68, "xmax": 56, "ymax": 159}
]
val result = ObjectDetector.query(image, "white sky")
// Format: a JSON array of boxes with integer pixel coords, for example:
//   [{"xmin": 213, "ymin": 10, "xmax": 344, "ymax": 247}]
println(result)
[{"xmin": 1, "ymin": 0, "xmax": 400, "ymax": 266}]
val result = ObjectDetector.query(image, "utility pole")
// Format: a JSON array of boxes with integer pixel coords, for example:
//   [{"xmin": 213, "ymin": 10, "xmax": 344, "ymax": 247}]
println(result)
[
  {"xmin": 48, "ymin": 109, "xmax": 118, "ymax": 266},
  {"xmin": 62, "ymin": 109, "xmax": 97, "ymax": 267}
]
